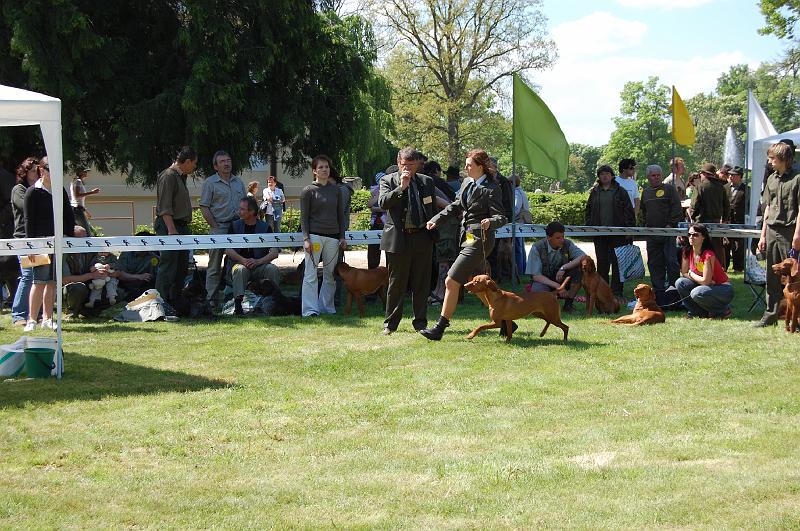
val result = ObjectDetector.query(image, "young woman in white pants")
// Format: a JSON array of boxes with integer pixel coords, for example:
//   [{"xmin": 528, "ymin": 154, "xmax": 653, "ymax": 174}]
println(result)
[{"xmin": 299, "ymin": 155, "xmax": 346, "ymax": 317}]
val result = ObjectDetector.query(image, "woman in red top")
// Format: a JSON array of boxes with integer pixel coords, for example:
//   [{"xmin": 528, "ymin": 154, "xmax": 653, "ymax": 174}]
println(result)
[{"xmin": 675, "ymin": 223, "xmax": 734, "ymax": 319}]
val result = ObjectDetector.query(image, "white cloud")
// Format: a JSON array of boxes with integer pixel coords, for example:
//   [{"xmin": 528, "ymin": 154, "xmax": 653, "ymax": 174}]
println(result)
[
  {"xmin": 616, "ymin": 0, "xmax": 715, "ymax": 8},
  {"xmin": 551, "ymin": 12, "xmax": 648, "ymax": 57},
  {"xmin": 533, "ymin": 11, "xmax": 750, "ymax": 146}
]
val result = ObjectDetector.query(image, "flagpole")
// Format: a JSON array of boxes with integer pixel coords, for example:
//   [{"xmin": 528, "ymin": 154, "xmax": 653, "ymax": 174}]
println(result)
[
  {"xmin": 744, "ymin": 90, "xmax": 752, "ymax": 255},
  {"xmin": 511, "ymin": 74, "xmax": 518, "ymax": 289},
  {"xmin": 671, "ymin": 86, "xmax": 676, "ymax": 177}
]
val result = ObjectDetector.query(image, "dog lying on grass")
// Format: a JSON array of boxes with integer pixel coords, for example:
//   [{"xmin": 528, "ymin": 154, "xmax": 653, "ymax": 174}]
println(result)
[
  {"xmin": 611, "ymin": 284, "xmax": 665, "ymax": 326},
  {"xmin": 463, "ymin": 274, "xmax": 570, "ymax": 342},
  {"xmin": 335, "ymin": 262, "xmax": 388, "ymax": 317},
  {"xmin": 247, "ymin": 278, "xmax": 302, "ymax": 316}
]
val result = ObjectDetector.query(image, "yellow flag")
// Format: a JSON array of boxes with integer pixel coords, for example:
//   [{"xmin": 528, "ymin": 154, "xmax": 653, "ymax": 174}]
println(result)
[{"xmin": 670, "ymin": 86, "xmax": 695, "ymax": 146}]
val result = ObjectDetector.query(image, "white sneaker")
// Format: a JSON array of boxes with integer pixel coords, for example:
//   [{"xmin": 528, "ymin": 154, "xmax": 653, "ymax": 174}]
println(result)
[
  {"xmin": 23, "ymin": 320, "xmax": 36, "ymax": 332},
  {"xmin": 41, "ymin": 318, "xmax": 54, "ymax": 330}
]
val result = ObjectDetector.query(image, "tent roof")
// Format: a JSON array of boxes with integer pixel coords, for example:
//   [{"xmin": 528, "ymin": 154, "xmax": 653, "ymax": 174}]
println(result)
[
  {"xmin": 0, "ymin": 84, "xmax": 61, "ymax": 127},
  {"xmin": 753, "ymin": 127, "xmax": 800, "ymax": 146}
]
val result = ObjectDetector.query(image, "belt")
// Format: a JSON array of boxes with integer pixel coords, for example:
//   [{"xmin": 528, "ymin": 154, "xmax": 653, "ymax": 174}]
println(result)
[{"xmin": 403, "ymin": 228, "xmax": 423, "ymax": 234}]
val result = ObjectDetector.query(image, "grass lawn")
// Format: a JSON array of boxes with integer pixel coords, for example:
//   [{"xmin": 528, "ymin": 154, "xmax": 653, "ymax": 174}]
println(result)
[{"xmin": 1, "ymin": 274, "xmax": 799, "ymax": 528}]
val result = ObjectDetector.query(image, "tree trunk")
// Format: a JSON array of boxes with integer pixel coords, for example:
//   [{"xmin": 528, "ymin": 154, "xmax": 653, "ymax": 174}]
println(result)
[{"xmin": 447, "ymin": 109, "xmax": 461, "ymax": 168}]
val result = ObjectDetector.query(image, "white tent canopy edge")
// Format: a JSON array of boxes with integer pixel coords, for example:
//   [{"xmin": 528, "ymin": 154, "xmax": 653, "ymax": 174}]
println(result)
[
  {"xmin": 749, "ymin": 127, "xmax": 800, "ymax": 225},
  {"xmin": 0, "ymin": 84, "xmax": 65, "ymax": 378}
]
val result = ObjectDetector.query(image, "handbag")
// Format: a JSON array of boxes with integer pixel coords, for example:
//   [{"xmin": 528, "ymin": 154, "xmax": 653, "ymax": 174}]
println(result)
[{"xmin": 614, "ymin": 244, "xmax": 645, "ymax": 283}]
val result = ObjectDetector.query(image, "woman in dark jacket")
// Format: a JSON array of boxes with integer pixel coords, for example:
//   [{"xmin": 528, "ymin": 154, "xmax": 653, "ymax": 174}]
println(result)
[
  {"xmin": 421, "ymin": 148, "xmax": 507, "ymax": 340},
  {"xmin": 585, "ymin": 164, "xmax": 636, "ymax": 299},
  {"xmin": 23, "ymin": 156, "xmax": 76, "ymax": 331},
  {"xmin": 10, "ymin": 157, "xmax": 40, "ymax": 325}
]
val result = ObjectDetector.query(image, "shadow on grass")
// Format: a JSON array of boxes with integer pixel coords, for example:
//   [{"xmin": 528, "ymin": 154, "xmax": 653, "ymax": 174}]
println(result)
[{"xmin": 1, "ymin": 353, "xmax": 231, "ymax": 409}]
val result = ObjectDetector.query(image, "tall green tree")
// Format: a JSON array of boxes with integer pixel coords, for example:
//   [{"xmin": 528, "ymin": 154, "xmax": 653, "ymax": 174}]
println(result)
[
  {"xmin": 602, "ymin": 77, "xmax": 678, "ymax": 176},
  {"xmin": 759, "ymin": 0, "xmax": 800, "ymax": 39},
  {"xmin": 0, "ymin": 1, "xmax": 389, "ymax": 185},
  {"xmin": 378, "ymin": 0, "xmax": 556, "ymax": 166}
]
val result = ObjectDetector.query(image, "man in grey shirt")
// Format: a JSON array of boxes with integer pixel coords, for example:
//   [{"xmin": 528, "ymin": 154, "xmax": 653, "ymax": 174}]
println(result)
[{"xmin": 200, "ymin": 150, "xmax": 246, "ymax": 311}]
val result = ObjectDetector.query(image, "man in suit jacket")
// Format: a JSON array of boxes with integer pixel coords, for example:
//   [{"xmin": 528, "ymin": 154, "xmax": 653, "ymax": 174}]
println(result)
[{"xmin": 378, "ymin": 147, "xmax": 438, "ymax": 335}]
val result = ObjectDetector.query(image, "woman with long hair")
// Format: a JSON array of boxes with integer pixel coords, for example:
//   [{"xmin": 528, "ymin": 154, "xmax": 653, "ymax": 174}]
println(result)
[
  {"xmin": 421, "ymin": 149, "xmax": 507, "ymax": 340},
  {"xmin": 10, "ymin": 157, "xmax": 39, "ymax": 325},
  {"xmin": 23, "ymin": 156, "xmax": 76, "ymax": 331},
  {"xmin": 299, "ymin": 155, "xmax": 346, "ymax": 317},
  {"xmin": 675, "ymin": 222, "xmax": 734, "ymax": 319}
]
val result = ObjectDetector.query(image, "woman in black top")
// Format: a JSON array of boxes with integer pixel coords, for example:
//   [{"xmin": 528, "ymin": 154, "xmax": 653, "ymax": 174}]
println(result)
[
  {"xmin": 23, "ymin": 157, "xmax": 76, "ymax": 331},
  {"xmin": 421, "ymin": 148, "xmax": 507, "ymax": 340},
  {"xmin": 10, "ymin": 157, "xmax": 39, "ymax": 325}
]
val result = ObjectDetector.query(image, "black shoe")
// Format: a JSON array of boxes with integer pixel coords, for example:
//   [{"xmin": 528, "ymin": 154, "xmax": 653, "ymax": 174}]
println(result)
[
  {"xmin": 413, "ymin": 322, "xmax": 428, "ymax": 332},
  {"xmin": 420, "ymin": 316, "xmax": 450, "ymax": 341},
  {"xmin": 562, "ymin": 299, "xmax": 575, "ymax": 313},
  {"xmin": 499, "ymin": 320, "xmax": 519, "ymax": 336}
]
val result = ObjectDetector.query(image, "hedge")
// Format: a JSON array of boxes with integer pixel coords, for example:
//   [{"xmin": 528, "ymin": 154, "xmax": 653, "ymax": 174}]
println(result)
[{"xmin": 527, "ymin": 192, "xmax": 588, "ymax": 226}]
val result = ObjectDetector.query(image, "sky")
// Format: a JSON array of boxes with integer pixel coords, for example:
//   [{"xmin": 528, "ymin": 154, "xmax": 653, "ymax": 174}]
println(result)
[{"xmin": 534, "ymin": 0, "xmax": 788, "ymax": 146}]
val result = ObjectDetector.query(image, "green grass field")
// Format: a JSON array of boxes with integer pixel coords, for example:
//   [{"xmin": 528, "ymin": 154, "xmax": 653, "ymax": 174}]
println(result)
[{"xmin": 1, "ymin": 275, "xmax": 799, "ymax": 528}]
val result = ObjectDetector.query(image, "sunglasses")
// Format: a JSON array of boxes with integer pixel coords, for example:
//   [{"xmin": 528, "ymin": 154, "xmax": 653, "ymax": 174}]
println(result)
[{"xmin": 688, "ymin": 232, "xmax": 701, "ymax": 237}]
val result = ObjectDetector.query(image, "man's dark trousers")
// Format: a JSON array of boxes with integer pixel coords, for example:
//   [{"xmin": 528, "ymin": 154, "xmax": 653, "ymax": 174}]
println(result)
[
  {"xmin": 593, "ymin": 236, "xmax": 623, "ymax": 297},
  {"xmin": 646, "ymin": 235, "xmax": 679, "ymax": 293},
  {"xmin": 764, "ymin": 224, "xmax": 794, "ymax": 323},
  {"xmin": 154, "ymin": 216, "xmax": 191, "ymax": 305},
  {"xmin": 384, "ymin": 231, "xmax": 433, "ymax": 331}
]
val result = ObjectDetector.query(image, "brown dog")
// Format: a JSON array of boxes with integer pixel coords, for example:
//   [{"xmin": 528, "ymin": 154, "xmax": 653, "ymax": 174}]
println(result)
[
  {"xmin": 772, "ymin": 257, "xmax": 800, "ymax": 332},
  {"xmin": 611, "ymin": 284, "xmax": 665, "ymax": 326},
  {"xmin": 463, "ymin": 274, "xmax": 569, "ymax": 342},
  {"xmin": 335, "ymin": 262, "xmax": 388, "ymax": 317},
  {"xmin": 580, "ymin": 255, "xmax": 620, "ymax": 315}
]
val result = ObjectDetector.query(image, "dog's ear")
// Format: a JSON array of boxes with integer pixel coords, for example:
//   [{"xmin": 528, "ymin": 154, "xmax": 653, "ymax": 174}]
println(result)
[{"xmin": 487, "ymin": 279, "xmax": 499, "ymax": 291}]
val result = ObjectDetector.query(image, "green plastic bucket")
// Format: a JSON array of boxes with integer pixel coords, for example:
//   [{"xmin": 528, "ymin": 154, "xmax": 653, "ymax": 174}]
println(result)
[{"xmin": 24, "ymin": 348, "xmax": 55, "ymax": 378}]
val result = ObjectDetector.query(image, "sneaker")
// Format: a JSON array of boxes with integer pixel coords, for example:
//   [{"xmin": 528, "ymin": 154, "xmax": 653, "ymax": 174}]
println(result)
[
  {"xmin": 23, "ymin": 320, "xmax": 36, "ymax": 332},
  {"xmin": 13, "ymin": 320, "xmax": 27, "ymax": 327},
  {"xmin": 752, "ymin": 318, "xmax": 775, "ymax": 328},
  {"xmin": 41, "ymin": 318, "xmax": 55, "ymax": 330},
  {"xmin": 381, "ymin": 328, "xmax": 394, "ymax": 336}
]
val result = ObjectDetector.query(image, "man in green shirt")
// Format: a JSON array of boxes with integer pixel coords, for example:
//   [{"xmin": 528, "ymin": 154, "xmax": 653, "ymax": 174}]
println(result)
[
  {"xmin": 754, "ymin": 141, "xmax": 800, "ymax": 327},
  {"xmin": 154, "ymin": 146, "xmax": 197, "ymax": 306}
]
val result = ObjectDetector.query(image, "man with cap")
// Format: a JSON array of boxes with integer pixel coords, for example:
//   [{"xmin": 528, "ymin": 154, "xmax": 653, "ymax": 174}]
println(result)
[
  {"xmin": 754, "ymin": 141, "xmax": 800, "ymax": 327},
  {"xmin": 640, "ymin": 164, "xmax": 683, "ymax": 294},
  {"xmin": 726, "ymin": 166, "xmax": 747, "ymax": 272},
  {"xmin": 691, "ymin": 162, "xmax": 730, "ymax": 264}
]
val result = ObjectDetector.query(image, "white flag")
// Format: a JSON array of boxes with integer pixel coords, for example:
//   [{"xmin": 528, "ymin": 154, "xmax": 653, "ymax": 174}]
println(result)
[{"xmin": 746, "ymin": 90, "xmax": 778, "ymax": 170}]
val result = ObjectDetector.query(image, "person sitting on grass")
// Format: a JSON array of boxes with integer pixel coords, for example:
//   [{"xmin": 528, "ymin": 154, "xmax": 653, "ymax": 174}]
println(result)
[
  {"xmin": 525, "ymin": 221, "xmax": 585, "ymax": 312},
  {"xmin": 675, "ymin": 223, "xmax": 734, "ymax": 319},
  {"xmin": 224, "ymin": 196, "xmax": 281, "ymax": 316},
  {"xmin": 115, "ymin": 230, "xmax": 159, "ymax": 301}
]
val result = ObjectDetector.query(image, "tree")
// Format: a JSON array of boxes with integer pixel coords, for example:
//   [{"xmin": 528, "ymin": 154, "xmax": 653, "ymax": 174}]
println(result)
[
  {"xmin": 564, "ymin": 143, "xmax": 604, "ymax": 192},
  {"xmin": 602, "ymin": 77, "xmax": 677, "ymax": 177},
  {"xmin": 378, "ymin": 0, "xmax": 556, "ymax": 166},
  {"xmin": 759, "ymin": 0, "xmax": 800, "ymax": 39},
  {"xmin": 0, "ymin": 1, "xmax": 390, "ymax": 185}
]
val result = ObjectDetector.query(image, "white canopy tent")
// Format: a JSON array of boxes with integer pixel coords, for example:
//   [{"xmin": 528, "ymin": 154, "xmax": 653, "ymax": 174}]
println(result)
[
  {"xmin": 749, "ymin": 127, "xmax": 800, "ymax": 224},
  {"xmin": 0, "ymin": 84, "xmax": 66, "ymax": 378}
]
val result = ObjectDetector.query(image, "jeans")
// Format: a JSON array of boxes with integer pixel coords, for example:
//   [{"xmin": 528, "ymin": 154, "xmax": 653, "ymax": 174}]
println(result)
[
  {"xmin": 646, "ymin": 235, "xmax": 680, "ymax": 293},
  {"xmin": 11, "ymin": 257, "xmax": 32, "ymax": 322},
  {"xmin": 675, "ymin": 277, "xmax": 734, "ymax": 318},
  {"xmin": 301, "ymin": 235, "xmax": 340, "ymax": 317}
]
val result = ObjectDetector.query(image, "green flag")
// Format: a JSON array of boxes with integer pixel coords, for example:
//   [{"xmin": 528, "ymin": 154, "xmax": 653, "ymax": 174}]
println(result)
[{"xmin": 513, "ymin": 73, "xmax": 568, "ymax": 182}]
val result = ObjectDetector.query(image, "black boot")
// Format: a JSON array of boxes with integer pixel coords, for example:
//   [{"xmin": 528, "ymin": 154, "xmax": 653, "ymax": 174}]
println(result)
[
  {"xmin": 499, "ymin": 320, "xmax": 519, "ymax": 336},
  {"xmin": 420, "ymin": 316, "xmax": 450, "ymax": 341}
]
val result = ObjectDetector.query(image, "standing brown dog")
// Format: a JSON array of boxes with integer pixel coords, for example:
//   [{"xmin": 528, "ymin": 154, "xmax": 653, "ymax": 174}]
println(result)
[
  {"xmin": 335, "ymin": 262, "xmax": 389, "ymax": 317},
  {"xmin": 611, "ymin": 284, "xmax": 665, "ymax": 325},
  {"xmin": 463, "ymin": 274, "xmax": 570, "ymax": 342},
  {"xmin": 772, "ymin": 257, "xmax": 800, "ymax": 332},
  {"xmin": 580, "ymin": 255, "xmax": 620, "ymax": 315}
]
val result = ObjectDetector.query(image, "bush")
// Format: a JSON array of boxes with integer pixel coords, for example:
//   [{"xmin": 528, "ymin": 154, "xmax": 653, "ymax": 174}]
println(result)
[
  {"xmin": 527, "ymin": 192, "xmax": 588, "ymax": 226},
  {"xmin": 281, "ymin": 207, "xmax": 301, "ymax": 234},
  {"xmin": 189, "ymin": 208, "xmax": 210, "ymax": 235},
  {"xmin": 351, "ymin": 210, "xmax": 371, "ymax": 232},
  {"xmin": 350, "ymin": 189, "xmax": 371, "ymax": 213},
  {"xmin": 134, "ymin": 223, "xmax": 153, "ymax": 235}
]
